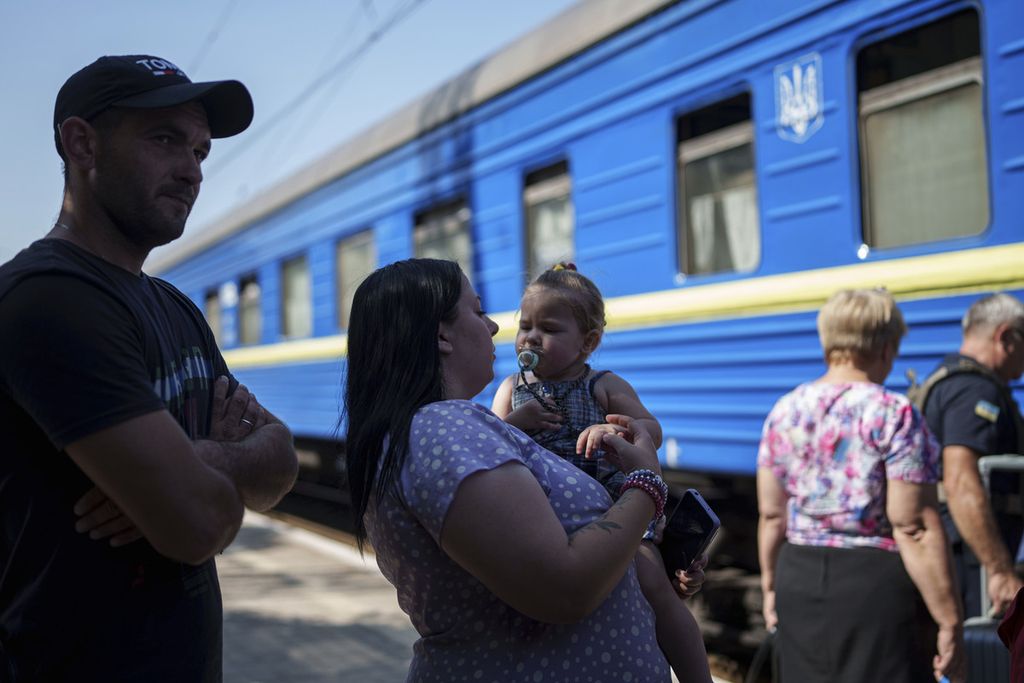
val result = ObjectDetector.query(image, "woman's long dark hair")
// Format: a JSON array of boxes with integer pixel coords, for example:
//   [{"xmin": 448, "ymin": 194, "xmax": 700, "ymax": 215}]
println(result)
[{"xmin": 343, "ymin": 258, "xmax": 463, "ymax": 549}]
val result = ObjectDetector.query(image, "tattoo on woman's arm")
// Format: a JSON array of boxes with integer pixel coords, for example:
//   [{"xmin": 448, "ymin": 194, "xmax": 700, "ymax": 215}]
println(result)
[
  {"xmin": 592, "ymin": 520, "xmax": 623, "ymax": 534},
  {"xmin": 567, "ymin": 490, "xmax": 646, "ymax": 541},
  {"xmin": 569, "ymin": 518, "xmax": 624, "ymax": 541}
]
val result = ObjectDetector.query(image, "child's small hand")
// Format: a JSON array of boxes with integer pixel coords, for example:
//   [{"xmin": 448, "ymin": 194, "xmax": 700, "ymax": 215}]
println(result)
[
  {"xmin": 673, "ymin": 554, "xmax": 708, "ymax": 600},
  {"xmin": 505, "ymin": 399, "xmax": 562, "ymax": 433},
  {"xmin": 576, "ymin": 423, "xmax": 628, "ymax": 458},
  {"xmin": 599, "ymin": 415, "xmax": 661, "ymax": 474}
]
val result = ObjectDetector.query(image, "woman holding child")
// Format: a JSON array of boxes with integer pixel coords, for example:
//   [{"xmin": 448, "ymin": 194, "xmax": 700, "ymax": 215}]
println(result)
[
  {"xmin": 757, "ymin": 289, "xmax": 966, "ymax": 683},
  {"xmin": 343, "ymin": 258, "xmax": 707, "ymax": 682}
]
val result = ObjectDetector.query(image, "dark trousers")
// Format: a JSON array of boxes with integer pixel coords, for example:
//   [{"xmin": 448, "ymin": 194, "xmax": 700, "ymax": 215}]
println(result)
[
  {"xmin": 944, "ymin": 516, "xmax": 983, "ymax": 619},
  {"xmin": 775, "ymin": 543, "xmax": 936, "ymax": 683}
]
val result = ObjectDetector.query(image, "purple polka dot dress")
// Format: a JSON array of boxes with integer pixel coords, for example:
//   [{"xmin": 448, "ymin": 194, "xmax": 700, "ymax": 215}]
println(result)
[{"xmin": 365, "ymin": 400, "xmax": 670, "ymax": 682}]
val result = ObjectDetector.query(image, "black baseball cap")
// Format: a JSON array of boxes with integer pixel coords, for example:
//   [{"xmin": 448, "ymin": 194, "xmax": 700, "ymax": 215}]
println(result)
[{"xmin": 53, "ymin": 54, "xmax": 254, "ymax": 157}]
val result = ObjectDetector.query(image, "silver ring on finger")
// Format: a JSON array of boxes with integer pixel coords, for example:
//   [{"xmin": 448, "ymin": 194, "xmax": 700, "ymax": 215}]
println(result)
[{"xmin": 240, "ymin": 418, "xmax": 255, "ymax": 428}]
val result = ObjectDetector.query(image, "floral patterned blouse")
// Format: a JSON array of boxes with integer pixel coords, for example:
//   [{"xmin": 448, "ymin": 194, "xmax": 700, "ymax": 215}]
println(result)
[{"xmin": 757, "ymin": 381, "xmax": 940, "ymax": 551}]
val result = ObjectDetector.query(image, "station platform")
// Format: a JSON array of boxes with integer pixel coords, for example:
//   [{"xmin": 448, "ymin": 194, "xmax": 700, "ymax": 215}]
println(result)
[
  {"xmin": 219, "ymin": 512, "xmax": 417, "ymax": 682},
  {"xmin": 219, "ymin": 511, "xmax": 727, "ymax": 683}
]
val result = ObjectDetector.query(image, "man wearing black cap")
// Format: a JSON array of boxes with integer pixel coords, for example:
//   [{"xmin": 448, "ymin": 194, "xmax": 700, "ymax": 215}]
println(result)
[{"xmin": 0, "ymin": 56, "xmax": 297, "ymax": 681}]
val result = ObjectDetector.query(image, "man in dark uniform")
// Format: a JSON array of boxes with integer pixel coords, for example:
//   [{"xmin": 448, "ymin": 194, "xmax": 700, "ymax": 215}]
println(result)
[
  {"xmin": 0, "ymin": 56, "xmax": 298, "ymax": 681},
  {"xmin": 920, "ymin": 293, "xmax": 1024, "ymax": 618}
]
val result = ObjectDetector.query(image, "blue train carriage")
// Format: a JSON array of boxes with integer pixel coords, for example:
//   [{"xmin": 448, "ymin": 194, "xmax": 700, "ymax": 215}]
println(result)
[{"xmin": 151, "ymin": 0, "xmax": 1023, "ymax": 543}]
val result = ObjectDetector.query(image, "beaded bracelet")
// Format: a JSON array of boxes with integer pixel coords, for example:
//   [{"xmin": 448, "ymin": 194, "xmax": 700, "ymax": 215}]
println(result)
[{"xmin": 619, "ymin": 468, "xmax": 668, "ymax": 521}]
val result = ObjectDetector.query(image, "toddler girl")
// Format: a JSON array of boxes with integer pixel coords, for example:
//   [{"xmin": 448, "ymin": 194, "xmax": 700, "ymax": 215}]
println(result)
[{"xmin": 491, "ymin": 263, "xmax": 711, "ymax": 682}]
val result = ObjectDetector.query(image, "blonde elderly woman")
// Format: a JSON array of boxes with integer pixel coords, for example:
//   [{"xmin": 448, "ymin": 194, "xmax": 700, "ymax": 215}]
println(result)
[{"xmin": 757, "ymin": 289, "xmax": 965, "ymax": 683}]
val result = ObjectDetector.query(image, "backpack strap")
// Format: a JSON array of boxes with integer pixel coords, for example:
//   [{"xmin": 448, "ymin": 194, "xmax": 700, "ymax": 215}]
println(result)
[
  {"xmin": 907, "ymin": 357, "xmax": 1004, "ymax": 414},
  {"xmin": 906, "ymin": 366, "xmax": 950, "ymax": 414}
]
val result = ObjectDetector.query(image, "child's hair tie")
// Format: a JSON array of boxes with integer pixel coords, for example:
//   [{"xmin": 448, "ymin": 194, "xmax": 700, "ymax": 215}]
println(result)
[{"xmin": 552, "ymin": 262, "xmax": 577, "ymax": 272}]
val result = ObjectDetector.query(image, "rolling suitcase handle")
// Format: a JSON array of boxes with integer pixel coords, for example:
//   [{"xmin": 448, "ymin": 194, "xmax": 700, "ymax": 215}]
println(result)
[
  {"xmin": 974, "ymin": 454, "xmax": 1024, "ymax": 621},
  {"xmin": 961, "ymin": 454, "xmax": 1022, "ymax": 682},
  {"xmin": 743, "ymin": 629, "xmax": 775, "ymax": 683}
]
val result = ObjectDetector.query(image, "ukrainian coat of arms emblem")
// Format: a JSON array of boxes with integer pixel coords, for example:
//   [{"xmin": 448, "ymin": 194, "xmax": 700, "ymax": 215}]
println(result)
[{"xmin": 774, "ymin": 53, "xmax": 824, "ymax": 143}]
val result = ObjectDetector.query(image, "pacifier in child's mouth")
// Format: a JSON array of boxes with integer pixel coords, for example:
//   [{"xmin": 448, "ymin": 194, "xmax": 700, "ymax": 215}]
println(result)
[{"xmin": 517, "ymin": 349, "xmax": 540, "ymax": 372}]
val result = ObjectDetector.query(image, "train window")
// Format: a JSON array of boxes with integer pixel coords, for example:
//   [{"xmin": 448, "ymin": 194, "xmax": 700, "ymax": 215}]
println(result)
[
  {"xmin": 239, "ymin": 275, "xmax": 262, "ymax": 345},
  {"xmin": 204, "ymin": 290, "xmax": 222, "ymax": 344},
  {"xmin": 524, "ymin": 161, "xmax": 573, "ymax": 283},
  {"xmin": 281, "ymin": 254, "xmax": 312, "ymax": 339},
  {"xmin": 336, "ymin": 230, "xmax": 377, "ymax": 330},
  {"xmin": 858, "ymin": 10, "xmax": 987, "ymax": 249},
  {"xmin": 413, "ymin": 200, "xmax": 473, "ymax": 283},
  {"xmin": 676, "ymin": 94, "xmax": 760, "ymax": 276}
]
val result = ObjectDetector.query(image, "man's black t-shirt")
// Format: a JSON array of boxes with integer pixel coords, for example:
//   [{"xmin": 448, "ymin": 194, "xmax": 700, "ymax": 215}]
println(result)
[
  {"xmin": 923, "ymin": 353, "xmax": 1021, "ymax": 459},
  {"xmin": 0, "ymin": 239, "xmax": 230, "ymax": 682}
]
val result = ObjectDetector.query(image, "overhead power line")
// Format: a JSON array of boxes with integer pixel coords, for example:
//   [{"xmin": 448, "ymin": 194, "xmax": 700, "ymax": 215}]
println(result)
[
  {"xmin": 188, "ymin": 0, "xmax": 241, "ymax": 75},
  {"xmin": 253, "ymin": 1, "xmax": 369, "ymax": 169},
  {"xmin": 362, "ymin": 0, "xmax": 379, "ymax": 23},
  {"xmin": 204, "ymin": 0, "xmax": 428, "ymax": 178}
]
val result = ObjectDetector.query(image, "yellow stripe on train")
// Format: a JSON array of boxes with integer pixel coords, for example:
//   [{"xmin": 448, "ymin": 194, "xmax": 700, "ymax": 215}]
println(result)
[{"xmin": 223, "ymin": 243, "xmax": 1024, "ymax": 369}]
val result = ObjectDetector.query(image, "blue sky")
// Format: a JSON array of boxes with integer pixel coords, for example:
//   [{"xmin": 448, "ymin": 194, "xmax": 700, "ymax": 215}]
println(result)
[{"xmin": 0, "ymin": 0, "xmax": 579, "ymax": 264}]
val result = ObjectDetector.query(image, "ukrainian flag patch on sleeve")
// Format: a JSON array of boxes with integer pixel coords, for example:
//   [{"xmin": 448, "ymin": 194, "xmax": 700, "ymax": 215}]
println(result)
[{"xmin": 974, "ymin": 400, "xmax": 1000, "ymax": 423}]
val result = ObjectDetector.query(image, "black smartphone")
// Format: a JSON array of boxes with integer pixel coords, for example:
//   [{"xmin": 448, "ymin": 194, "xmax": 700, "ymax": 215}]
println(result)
[{"xmin": 658, "ymin": 488, "xmax": 721, "ymax": 578}]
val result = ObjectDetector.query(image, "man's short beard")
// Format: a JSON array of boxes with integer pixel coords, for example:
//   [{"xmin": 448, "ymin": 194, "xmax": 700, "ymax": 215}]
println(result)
[{"xmin": 92, "ymin": 164, "xmax": 189, "ymax": 252}]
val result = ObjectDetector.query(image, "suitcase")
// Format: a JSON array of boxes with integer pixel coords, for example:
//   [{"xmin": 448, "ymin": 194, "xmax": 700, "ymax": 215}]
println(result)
[
  {"xmin": 962, "ymin": 455, "xmax": 1023, "ymax": 682},
  {"xmin": 964, "ymin": 618, "xmax": 1010, "ymax": 682}
]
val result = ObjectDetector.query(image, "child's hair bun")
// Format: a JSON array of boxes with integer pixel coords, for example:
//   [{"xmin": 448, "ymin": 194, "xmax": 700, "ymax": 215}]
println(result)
[{"xmin": 551, "ymin": 262, "xmax": 577, "ymax": 272}]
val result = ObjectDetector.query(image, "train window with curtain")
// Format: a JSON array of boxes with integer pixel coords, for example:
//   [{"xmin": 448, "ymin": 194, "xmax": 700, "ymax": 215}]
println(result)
[
  {"xmin": 413, "ymin": 199, "xmax": 473, "ymax": 283},
  {"xmin": 204, "ymin": 289, "xmax": 222, "ymax": 344},
  {"xmin": 524, "ymin": 161, "xmax": 573, "ymax": 284},
  {"xmin": 281, "ymin": 254, "xmax": 312, "ymax": 339},
  {"xmin": 676, "ymin": 93, "xmax": 760, "ymax": 276},
  {"xmin": 336, "ymin": 230, "xmax": 377, "ymax": 330},
  {"xmin": 857, "ymin": 10, "xmax": 986, "ymax": 249},
  {"xmin": 238, "ymin": 275, "xmax": 262, "ymax": 345}
]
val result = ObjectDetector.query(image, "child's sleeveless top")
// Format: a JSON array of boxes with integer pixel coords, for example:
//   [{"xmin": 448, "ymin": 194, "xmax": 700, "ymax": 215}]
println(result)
[{"xmin": 511, "ymin": 367, "xmax": 626, "ymax": 499}]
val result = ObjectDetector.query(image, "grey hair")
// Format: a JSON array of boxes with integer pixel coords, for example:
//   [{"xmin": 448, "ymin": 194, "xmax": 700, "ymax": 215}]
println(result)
[{"xmin": 962, "ymin": 293, "xmax": 1024, "ymax": 335}]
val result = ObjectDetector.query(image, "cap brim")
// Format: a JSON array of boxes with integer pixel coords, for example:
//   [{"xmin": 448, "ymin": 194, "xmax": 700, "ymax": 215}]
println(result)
[{"xmin": 114, "ymin": 80, "xmax": 254, "ymax": 138}]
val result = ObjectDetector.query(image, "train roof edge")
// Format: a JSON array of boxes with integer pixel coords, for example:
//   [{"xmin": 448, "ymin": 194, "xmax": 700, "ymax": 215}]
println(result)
[{"xmin": 148, "ymin": 0, "xmax": 677, "ymax": 275}]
